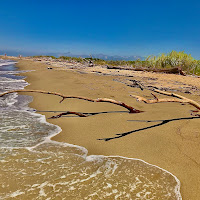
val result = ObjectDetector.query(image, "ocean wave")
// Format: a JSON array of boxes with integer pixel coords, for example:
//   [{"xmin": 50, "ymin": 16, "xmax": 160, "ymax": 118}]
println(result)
[
  {"xmin": 0, "ymin": 70, "xmax": 31, "ymax": 74},
  {"xmin": 0, "ymin": 59, "xmax": 17, "ymax": 67}
]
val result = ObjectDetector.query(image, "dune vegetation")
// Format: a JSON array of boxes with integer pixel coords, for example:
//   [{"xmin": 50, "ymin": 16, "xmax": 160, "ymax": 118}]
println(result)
[{"xmin": 32, "ymin": 51, "xmax": 200, "ymax": 75}]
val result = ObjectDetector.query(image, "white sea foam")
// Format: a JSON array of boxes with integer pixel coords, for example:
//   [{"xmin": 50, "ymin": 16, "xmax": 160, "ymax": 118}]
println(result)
[
  {"xmin": 0, "ymin": 60, "xmax": 17, "ymax": 67},
  {"xmin": 0, "ymin": 70, "xmax": 33, "ymax": 75},
  {"xmin": 0, "ymin": 79, "xmax": 26, "ymax": 83}
]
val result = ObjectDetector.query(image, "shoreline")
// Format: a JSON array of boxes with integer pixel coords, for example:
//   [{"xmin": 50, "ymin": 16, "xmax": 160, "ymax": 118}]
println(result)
[{"xmin": 11, "ymin": 58, "xmax": 200, "ymax": 199}]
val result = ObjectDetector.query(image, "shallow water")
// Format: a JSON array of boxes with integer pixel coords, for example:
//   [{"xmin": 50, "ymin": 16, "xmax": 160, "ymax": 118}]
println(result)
[{"xmin": 0, "ymin": 59, "xmax": 182, "ymax": 199}]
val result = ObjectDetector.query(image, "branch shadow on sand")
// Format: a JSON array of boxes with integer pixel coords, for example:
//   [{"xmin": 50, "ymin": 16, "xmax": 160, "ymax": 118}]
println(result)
[
  {"xmin": 32, "ymin": 109, "xmax": 199, "ymax": 142},
  {"xmin": 35, "ymin": 110, "xmax": 128, "ymax": 118},
  {"xmin": 97, "ymin": 116, "xmax": 200, "ymax": 141}
]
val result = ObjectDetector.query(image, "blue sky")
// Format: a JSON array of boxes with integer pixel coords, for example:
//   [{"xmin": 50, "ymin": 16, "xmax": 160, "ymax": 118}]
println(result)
[{"xmin": 0, "ymin": 0, "xmax": 200, "ymax": 58}]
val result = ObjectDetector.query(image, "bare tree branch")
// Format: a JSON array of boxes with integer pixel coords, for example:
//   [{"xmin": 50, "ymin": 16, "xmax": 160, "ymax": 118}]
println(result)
[
  {"xmin": 130, "ymin": 89, "xmax": 200, "ymax": 116},
  {"xmin": 49, "ymin": 111, "xmax": 88, "ymax": 118},
  {"xmin": 153, "ymin": 89, "xmax": 200, "ymax": 110},
  {"xmin": 107, "ymin": 66, "xmax": 186, "ymax": 75},
  {"xmin": 0, "ymin": 89, "xmax": 143, "ymax": 113}
]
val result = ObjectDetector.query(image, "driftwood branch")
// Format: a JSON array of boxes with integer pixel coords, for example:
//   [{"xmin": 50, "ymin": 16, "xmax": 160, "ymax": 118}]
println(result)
[
  {"xmin": 0, "ymin": 89, "xmax": 143, "ymax": 114},
  {"xmin": 49, "ymin": 111, "xmax": 88, "ymax": 118},
  {"xmin": 107, "ymin": 66, "xmax": 186, "ymax": 75},
  {"xmin": 130, "ymin": 89, "xmax": 200, "ymax": 116}
]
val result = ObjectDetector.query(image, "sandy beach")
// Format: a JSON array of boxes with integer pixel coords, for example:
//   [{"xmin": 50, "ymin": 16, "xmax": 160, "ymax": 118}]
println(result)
[{"xmin": 8, "ymin": 58, "xmax": 200, "ymax": 199}]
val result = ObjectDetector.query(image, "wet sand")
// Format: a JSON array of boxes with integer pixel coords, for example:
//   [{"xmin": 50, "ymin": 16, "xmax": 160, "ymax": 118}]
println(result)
[{"xmin": 16, "ymin": 59, "xmax": 200, "ymax": 199}]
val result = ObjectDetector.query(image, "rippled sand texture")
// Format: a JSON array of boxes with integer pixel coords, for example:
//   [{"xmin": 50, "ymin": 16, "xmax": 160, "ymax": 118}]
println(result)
[{"xmin": 0, "ymin": 143, "xmax": 181, "ymax": 200}]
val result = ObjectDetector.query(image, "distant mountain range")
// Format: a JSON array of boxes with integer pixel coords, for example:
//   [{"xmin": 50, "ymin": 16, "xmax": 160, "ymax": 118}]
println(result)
[
  {"xmin": 0, "ymin": 50, "xmax": 145, "ymax": 61},
  {"xmin": 51, "ymin": 52, "xmax": 145, "ymax": 61},
  {"xmin": 94, "ymin": 54, "xmax": 144, "ymax": 61}
]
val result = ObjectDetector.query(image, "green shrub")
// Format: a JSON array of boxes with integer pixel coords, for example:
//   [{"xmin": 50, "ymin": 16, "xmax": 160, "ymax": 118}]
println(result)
[
  {"xmin": 32, "ymin": 55, "xmax": 56, "ymax": 59},
  {"xmin": 146, "ymin": 51, "xmax": 200, "ymax": 75}
]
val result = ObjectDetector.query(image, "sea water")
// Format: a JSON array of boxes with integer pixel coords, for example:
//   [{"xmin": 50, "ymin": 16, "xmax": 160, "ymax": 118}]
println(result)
[{"xmin": 0, "ymin": 59, "xmax": 182, "ymax": 199}]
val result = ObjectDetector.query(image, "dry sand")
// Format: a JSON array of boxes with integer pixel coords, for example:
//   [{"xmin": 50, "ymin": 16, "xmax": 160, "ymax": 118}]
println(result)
[{"xmin": 12, "ymin": 58, "xmax": 200, "ymax": 199}]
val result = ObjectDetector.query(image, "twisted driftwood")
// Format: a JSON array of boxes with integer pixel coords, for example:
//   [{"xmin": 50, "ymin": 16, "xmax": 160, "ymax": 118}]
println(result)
[
  {"xmin": 131, "ymin": 89, "xmax": 200, "ymax": 116},
  {"xmin": 0, "ymin": 89, "xmax": 143, "ymax": 114},
  {"xmin": 107, "ymin": 66, "xmax": 186, "ymax": 75},
  {"xmin": 97, "ymin": 89, "xmax": 200, "ymax": 141}
]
